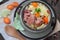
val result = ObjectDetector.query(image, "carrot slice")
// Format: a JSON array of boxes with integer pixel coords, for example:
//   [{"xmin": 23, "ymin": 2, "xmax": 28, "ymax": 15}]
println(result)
[
  {"xmin": 34, "ymin": 12, "xmax": 40, "ymax": 18},
  {"xmin": 7, "ymin": 5, "xmax": 14, "ymax": 10},
  {"xmin": 43, "ymin": 16, "xmax": 48, "ymax": 24},
  {"xmin": 4, "ymin": 17, "xmax": 11, "ymax": 24},
  {"xmin": 32, "ymin": 2, "xmax": 38, "ymax": 7},
  {"xmin": 11, "ymin": 2, "xmax": 19, "ymax": 7}
]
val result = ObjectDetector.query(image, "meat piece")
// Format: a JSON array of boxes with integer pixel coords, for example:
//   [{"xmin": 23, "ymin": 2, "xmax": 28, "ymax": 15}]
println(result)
[
  {"xmin": 35, "ymin": 18, "xmax": 43, "ymax": 27},
  {"xmin": 24, "ymin": 10, "xmax": 35, "ymax": 25},
  {"xmin": 24, "ymin": 10, "xmax": 32, "ymax": 13},
  {"xmin": 24, "ymin": 13, "xmax": 28, "ymax": 21},
  {"xmin": 24, "ymin": 11, "xmax": 31, "ymax": 21},
  {"xmin": 24, "ymin": 13, "xmax": 31, "ymax": 17},
  {"xmin": 27, "ymin": 15, "xmax": 35, "ymax": 25}
]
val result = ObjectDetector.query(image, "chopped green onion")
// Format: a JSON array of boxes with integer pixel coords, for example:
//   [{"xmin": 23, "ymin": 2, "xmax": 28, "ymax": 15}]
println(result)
[{"xmin": 35, "ymin": 8, "xmax": 41, "ymax": 13}]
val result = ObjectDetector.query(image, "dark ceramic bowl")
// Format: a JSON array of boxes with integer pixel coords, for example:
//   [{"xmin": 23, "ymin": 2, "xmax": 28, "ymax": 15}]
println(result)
[
  {"xmin": 14, "ymin": 0, "xmax": 56, "ymax": 39},
  {"xmin": 20, "ymin": 0, "xmax": 56, "ymax": 32}
]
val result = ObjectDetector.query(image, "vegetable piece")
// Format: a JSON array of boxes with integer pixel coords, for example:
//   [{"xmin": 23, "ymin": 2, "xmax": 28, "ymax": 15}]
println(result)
[
  {"xmin": 34, "ymin": 12, "xmax": 40, "ymax": 18},
  {"xmin": 4, "ymin": 17, "xmax": 11, "ymax": 24},
  {"xmin": 30, "ymin": 24, "xmax": 35, "ymax": 29},
  {"xmin": 32, "ymin": 2, "xmax": 38, "ymax": 7},
  {"xmin": 7, "ymin": 5, "xmax": 14, "ymax": 10},
  {"xmin": 0, "ymin": 9, "xmax": 11, "ymax": 17},
  {"xmin": 11, "ymin": 2, "xmax": 19, "ymax": 7},
  {"xmin": 43, "ymin": 16, "xmax": 48, "ymax": 24},
  {"xmin": 37, "ymin": 24, "xmax": 45, "ymax": 30},
  {"xmin": 44, "ymin": 11, "xmax": 49, "ymax": 17},
  {"xmin": 28, "ymin": 5, "xmax": 34, "ymax": 11},
  {"xmin": 35, "ymin": 8, "xmax": 41, "ymax": 13}
]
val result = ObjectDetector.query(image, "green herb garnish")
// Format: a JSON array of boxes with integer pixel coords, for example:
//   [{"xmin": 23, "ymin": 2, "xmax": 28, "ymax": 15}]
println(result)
[{"xmin": 35, "ymin": 8, "xmax": 41, "ymax": 13}]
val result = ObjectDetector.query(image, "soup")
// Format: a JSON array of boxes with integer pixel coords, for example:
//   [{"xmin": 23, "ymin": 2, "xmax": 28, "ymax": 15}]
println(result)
[{"xmin": 23, "ymin": 2, "xmax": 51, "ymax": 30}]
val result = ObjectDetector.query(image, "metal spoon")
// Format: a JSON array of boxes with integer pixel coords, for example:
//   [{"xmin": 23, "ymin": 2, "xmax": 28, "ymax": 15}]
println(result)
[{"xmin": 5, "ymin": 25, "xmax": 26, "ymax": 40}]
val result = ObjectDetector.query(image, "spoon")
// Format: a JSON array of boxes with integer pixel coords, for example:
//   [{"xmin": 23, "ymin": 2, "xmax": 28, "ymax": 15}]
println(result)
[{"xmin": 5, "ymin": 25, "xmax": 26, "ymax": 40}]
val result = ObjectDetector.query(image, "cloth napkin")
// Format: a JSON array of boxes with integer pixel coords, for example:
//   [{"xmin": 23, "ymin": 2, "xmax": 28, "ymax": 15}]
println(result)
[{"xmin": 13, "ymin": 13, "xmax": 24, "ymax": 31}]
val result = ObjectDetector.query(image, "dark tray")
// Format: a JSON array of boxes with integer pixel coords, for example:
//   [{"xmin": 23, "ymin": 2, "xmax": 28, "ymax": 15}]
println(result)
[
  {"xmin": 0, "ymin": 0, "xmax": 9, "ymax": 5},
  {"xmin": 44, "ymin": 31, "xmax": 60, "ymax": 40}
]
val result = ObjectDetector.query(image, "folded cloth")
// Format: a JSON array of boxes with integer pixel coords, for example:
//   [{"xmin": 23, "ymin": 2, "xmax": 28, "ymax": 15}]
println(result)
[{"xmin": 13, "ymin": 13, "xmax": 24, "ymax": 31}]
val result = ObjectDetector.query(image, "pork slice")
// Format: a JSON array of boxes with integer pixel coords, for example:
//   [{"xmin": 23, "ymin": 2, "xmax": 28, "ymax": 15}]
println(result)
[
  {"xmin": 24, "ymin": 12, "xmax": 31, "ymax": 21},
  {"xmin": 35, "ymin": 18, "xmax": 43, "ymax": 27},
  {"xmin": 24, "ymin": 13, "xmax": 31, "ymax": 16},
  {"xmin": 24, "ymin": 13, "xmax": 28, "ymax": 21},
  {"xmin": 26, "ymin": 15, "xmax": 35, "ymax": 25},
  {"xmin": 24, "ymin": 10, "xmax": 31, "ymax": 13}
]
